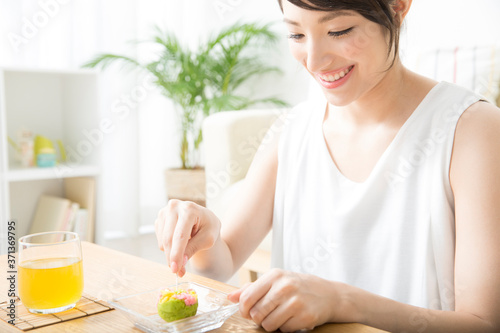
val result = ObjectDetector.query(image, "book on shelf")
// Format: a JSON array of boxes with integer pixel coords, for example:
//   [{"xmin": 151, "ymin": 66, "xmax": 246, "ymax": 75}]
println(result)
[
  {"xmin": 29, "ymin": 195, "xmax": 80, "ymax": 238},
  {"xmin": 61, "ymin": 202, "xmax": 80, "ymax": 232},
  {"xmin": 72, "ymin": 208, "xmax": 89, "ymax": 240},
  {"xmin": 29, "ymin": 176, "xmax": 96, "ymax": 242},
  {"xmin": 63, "ymin": 177, "xmax": 96, "ymax": 242}
]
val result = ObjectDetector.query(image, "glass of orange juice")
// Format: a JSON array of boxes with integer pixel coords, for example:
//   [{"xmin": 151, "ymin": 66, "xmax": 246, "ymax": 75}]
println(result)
[{"xmin": 18, "ymin": 231, "xmax": 83, "ymax": 314}]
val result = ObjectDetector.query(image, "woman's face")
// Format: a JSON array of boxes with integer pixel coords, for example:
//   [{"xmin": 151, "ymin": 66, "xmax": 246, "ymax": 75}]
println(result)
[{"xmin": 282, "ymin": 1, "xmax": 395, "ymax": 107}]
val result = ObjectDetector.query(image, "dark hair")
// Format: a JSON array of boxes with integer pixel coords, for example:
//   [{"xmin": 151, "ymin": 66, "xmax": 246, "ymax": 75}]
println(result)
[{"xmin": 277, "ymin": 0, "xmax": 401, "ymax": 69}]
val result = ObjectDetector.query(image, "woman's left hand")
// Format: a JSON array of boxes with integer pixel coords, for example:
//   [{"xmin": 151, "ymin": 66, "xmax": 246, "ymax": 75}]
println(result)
[{"xmin": 227, "ymin": 268, "xmax": 353, "ymax": 332}]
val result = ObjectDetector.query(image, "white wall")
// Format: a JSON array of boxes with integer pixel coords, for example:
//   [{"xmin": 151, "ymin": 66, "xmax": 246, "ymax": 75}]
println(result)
[
  {"xmin": 402, "ymin": 0, "xmax": 500, "ymax": 67},
  {"xmin": 407, "ymin": 0, "xmax": 500, "ymax": 47}
]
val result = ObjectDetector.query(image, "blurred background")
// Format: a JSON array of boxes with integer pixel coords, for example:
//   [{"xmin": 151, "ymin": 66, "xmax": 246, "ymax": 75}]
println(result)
[{"xmin": 0, "ymin": 0, "xmax": 499, "ymax": 270}]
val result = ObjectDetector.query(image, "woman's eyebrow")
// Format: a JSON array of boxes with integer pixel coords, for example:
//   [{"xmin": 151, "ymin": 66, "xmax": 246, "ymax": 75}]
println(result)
[
  {"xmin": 319, "ymin": 11, "xmax": 355, "ymax": 23},
  {"xmin": 283, "ymin": 10, "xmax": 355, "ymax": 26}
]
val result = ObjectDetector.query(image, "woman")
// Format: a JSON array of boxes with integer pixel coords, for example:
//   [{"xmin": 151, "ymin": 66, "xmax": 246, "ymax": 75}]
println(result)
[{"xmin": 155, "ymin": 0, "xmax": 500, "ymax": 331}]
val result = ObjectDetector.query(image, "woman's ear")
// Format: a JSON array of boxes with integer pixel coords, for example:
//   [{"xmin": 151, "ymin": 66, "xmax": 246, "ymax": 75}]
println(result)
[{"xmin": 392, "ymin": 0, "xmax": 412, "ymax": 25}]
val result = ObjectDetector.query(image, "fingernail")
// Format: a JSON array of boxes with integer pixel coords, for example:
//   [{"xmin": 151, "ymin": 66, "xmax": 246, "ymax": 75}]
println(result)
[
  {"xmin": 183, "ymin": 255, "xmax": 188, "ymax": 265},
  {"xmin": 171, "ymin": 261, "xmax": 178, "ymax": 273},
  {"xmin": 227, "ymin": 291, "xmax": 237, "ymax": 301}
]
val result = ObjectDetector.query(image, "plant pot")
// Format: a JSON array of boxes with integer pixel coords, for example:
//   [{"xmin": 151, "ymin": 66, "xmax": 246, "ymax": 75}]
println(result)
[{"xmin": 164, "ymin": 168, "xmax": 206, "ymax": 207}]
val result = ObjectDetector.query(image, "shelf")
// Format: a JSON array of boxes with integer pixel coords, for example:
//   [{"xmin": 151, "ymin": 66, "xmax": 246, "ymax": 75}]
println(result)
[
  {"xmin": 5, "ymin": 164, "xmax": 100, "ymax": 182},
  {"xmin": 0, "ymin": 68, "xmax": 101, "ymax": 241}
]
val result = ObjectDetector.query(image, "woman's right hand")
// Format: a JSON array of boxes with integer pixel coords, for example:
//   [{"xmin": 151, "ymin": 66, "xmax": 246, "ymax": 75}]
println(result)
[{"xmin": 154, "ymin": 199, "xmax": 221, "ymax": 277}]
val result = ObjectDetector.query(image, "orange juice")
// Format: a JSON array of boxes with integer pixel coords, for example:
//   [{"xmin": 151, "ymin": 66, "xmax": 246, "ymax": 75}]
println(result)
[{"xmin": 19, "ymin": 257, "xmax": 83, "ymax": 310}]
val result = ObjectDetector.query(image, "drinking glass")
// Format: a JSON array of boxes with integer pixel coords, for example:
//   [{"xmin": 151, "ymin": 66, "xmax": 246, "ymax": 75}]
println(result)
[{"xmin": 18, "ymin": 231, "xmax": 84, "ymax": 314}]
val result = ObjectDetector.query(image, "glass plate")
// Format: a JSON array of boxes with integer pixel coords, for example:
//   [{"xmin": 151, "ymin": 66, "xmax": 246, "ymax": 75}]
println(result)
[{"xmin": 109, "ymin": 282, "xmax": 239, "ymax": 333}]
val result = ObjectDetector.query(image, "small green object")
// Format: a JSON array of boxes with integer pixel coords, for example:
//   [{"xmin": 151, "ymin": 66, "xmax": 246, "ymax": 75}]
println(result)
[
  {"xmin": 36, "ymin": 153, "xmax": 56, "ymax": 167},
  {"xmin": 7, "ymin": 136, "xmax": 19, "ymax": 151},
  {"xmin": 57, "ymin": 139, "xmax": 66, "ymax": 163},
  {"xmin": 157, "ymin": 297, "xmax": 198, "ymax": 322}
]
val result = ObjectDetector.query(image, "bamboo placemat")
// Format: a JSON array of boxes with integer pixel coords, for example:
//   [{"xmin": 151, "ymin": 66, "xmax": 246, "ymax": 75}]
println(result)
[{"xmin": 0, "ymin": 294, "xmax": 114, "ymax": 331}]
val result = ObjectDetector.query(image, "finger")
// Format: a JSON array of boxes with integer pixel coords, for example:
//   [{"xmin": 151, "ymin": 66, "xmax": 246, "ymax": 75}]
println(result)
[
  {"xmin": 170, "ymin": 205, "xmax": 198, "ymax": 273},
  {"xmin": 178, "ymin": 265, "xmax": 186, "ymax": 278},
  {"xmin": 260, "ymin": 301, "xmax": 294, "ymax": 333},
  {"xmin": 227, "ymin": 283, "xmax": 252, "ymax": 303},
  {"xmin": 162, "ymin": 208, "xmax": 179, "ymax": 268},
  {"xmin": 277, "ymin": 315, "xmax": 315, "ymax": 333},
  {"xmin": 177, "ymin": 256, "xmax": 188, "ymax": 277},
  {"xmin": 183, "ymin": 227, "xmax": 215, "ymax": 260},
  {"xmin": 238, "ymin": 276, "xmax": 273, "ymax": 320},
  {"xmin": 248, "ymin": 293, "xmax": 280, "ymax": 327}
]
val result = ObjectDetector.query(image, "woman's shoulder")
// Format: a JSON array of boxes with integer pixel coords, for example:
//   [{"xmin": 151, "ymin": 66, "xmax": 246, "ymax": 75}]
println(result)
[
  {"xmin": 451, "ymin": 100, "xmax": 500, "ymax": 184},
  {"xmin": 455, "ymin": 100, "xmax": 500, "ymax": 149},
  {"xmin": 456, "ymin": 100, "xmax": 500, "ymax": 137}
]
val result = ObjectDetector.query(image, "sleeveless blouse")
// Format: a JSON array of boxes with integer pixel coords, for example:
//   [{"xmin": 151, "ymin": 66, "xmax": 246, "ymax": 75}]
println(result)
[{"xmin": 271, "ymin": 82, "xmax": 483, "ymax": 310}]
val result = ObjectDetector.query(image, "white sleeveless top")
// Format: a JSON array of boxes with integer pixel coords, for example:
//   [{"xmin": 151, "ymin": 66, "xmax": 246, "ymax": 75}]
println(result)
[{"xmin": 271, "ymin": 82, "xmax": 483, "ymax": 310}]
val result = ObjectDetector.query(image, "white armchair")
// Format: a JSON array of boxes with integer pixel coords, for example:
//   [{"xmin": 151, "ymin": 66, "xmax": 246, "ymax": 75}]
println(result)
[{"xmin": 202, "ymin": 108, "xmax": 287, "ymax": 284}]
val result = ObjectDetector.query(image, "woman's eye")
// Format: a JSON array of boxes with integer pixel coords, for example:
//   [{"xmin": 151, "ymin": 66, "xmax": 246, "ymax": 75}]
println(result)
[
  {"xmin": 287, "ymin": 33, "xmax": 304, "ymax": 41},
  {"xmin": 328, "ymin": 27, "xmax": 354, "ymax": 38}
]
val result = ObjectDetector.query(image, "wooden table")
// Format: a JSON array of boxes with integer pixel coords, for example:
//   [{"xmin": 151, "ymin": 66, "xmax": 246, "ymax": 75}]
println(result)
[{"xmin": 1, "ymin": 242, "xmax": 385, "ymax": 332}]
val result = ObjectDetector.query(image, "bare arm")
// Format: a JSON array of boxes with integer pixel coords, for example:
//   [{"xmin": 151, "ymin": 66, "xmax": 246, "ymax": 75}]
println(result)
[
  {"xmin": 155, "ymin": 114, "xmax": 282, "ymax": 281},
  {"xmin": 189, "ymin": 125, "xmax": 279, "ymax": 280}
]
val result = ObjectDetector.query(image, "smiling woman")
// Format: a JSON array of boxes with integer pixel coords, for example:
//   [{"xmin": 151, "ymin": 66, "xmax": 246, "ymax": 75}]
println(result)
[
  {"xmin": 280, "ymin": 0, "xmax": 410, "ymax": 108},
  {"xmin": 154, "ymin": 0, "xmax": 500, "ymax": 332}
]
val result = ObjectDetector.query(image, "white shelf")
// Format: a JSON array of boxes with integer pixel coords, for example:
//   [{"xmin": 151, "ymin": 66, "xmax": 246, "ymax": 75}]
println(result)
[
  {"xmin": 0, "ymin": 68, "xmax": 102, "ymax": 244},
  {"xmin": 5, "ymin": 164, "xmax": 100, "ymax": 182}
]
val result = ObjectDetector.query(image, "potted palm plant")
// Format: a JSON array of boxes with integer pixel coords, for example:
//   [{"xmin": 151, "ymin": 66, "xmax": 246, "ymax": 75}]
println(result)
[{"xmin": 84, "ymin": 22, "xmax": 287, "ymax": 205}]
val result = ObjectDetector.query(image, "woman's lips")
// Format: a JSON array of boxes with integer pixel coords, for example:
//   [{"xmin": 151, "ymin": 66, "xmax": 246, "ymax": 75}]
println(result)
[{"xmin": 316, "ymin": 65, "xmax": 354, "ymax": 89}]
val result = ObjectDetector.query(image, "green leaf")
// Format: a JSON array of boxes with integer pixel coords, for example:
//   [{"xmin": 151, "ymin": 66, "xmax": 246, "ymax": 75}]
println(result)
[{"xmin": 82, "ymin": 54, "xmax": 141, "ymax": 71}]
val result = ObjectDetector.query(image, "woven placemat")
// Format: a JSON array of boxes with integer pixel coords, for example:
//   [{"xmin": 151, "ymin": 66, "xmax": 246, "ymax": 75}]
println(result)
[{"xmin": 0, "ymin": 294, "xmax": 114, "ymax": 331}]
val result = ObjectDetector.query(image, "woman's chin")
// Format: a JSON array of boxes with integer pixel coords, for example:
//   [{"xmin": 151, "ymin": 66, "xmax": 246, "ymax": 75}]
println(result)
[{"xmin": 322, "ymin": 90, "xmax": 355, "ymax": 108}]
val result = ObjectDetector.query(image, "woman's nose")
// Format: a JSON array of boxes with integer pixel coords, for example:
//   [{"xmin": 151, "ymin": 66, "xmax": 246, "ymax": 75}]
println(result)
[{"xmin": 306, "ymin": 39, "xmax": 334, "ymax": 73}]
